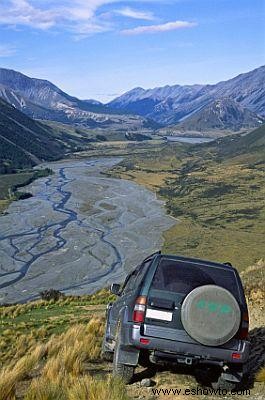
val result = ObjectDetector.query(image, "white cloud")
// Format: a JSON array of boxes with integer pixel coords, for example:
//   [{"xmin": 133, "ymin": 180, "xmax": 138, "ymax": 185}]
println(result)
[
  {"xmin": 121, "ymin": 20, "xmax": 197, "ymax": 35},
  {"xmin": 0, "ymin": 0, "xmax": 59, "ymax": 29},
  {"xmin": 0, "ymin": 44, "xmax": 17, "ymax": 57},
  {"xmin": 116, "ymin": 7, "xmax": 154, "ymax": 21},
  {"xmin": 0, "ymin": 1, "xmax": 194, "ymax": 38},
  {"xmin": 0, "ymin": 0, "xmax": 119, "ymax": 33}
]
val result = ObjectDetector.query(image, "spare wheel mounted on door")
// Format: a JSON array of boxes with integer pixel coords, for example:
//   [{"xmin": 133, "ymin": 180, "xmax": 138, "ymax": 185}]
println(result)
[{"xmin": 181, "ymin": 284, "xmax": 241, "ymax": 346}]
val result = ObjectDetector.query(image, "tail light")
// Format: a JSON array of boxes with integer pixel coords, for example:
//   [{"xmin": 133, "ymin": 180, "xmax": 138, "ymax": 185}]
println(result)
[
  {"xmin": 140, "ymin": 338, "xmax": 150, "ymax": 345},
  {"xmin": 133, "ymin": 296, "xmax": 147, "ymax": 323},
  {"xmin": 238, "ymin": 311, "xmax": 249, "ymax": 340},
  {"xmin": 232, "ymin": 352, "xmax": 241, "ymax": 360}
]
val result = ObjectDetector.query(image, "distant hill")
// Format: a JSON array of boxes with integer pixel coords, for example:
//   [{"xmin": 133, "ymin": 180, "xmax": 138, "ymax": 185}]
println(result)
[
  {"xmin": 238, "ymin": 123, "xmax": 265, "ymax": 149},
  {"xmin": 109, "ymin": 65, "xmax": 265, "ymax": 126},
  {"xmin": 205, "ymin": 124, "xmax": 265, "ymax": 159},
  {"xmin": 162, "ymin": 98, "xmax": 264, "ymax": 136},
  {"xmin": 0, "ymin": 98, "xmax": 66, "ymax": 172},
  {"xmin": 0, "ymin": 68, "xmax": 152, "ymax": 131}
]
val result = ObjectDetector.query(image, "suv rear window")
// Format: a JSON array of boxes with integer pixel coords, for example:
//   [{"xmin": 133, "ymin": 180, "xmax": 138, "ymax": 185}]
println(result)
[{"xmin": 151, "ymin": 258, "xmax": 241, "ymax": 301}]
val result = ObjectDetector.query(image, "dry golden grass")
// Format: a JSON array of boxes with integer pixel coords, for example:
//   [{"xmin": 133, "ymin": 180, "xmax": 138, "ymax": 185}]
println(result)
[
  {"xmin": 67, "ymin": 375, "xmax": 128, "ymax": 400},
  {"xmin": 24, "ymin": 376, "xmax": 66, "ymax": 400},
  {"xmin": 22, "ymin": 318, "xmax": 127, "ymax": 399},
  {"xmin": 256, "ymin": 367, "xmax": 265, "ymax": 383},
  {"xmin": 116, "ymin": 170, "xmax": 175, "ymax": 191},
  {"xmin": 0, "ymin": 289, "xmax": 112, "ymax": 368},
  {"xmin": 25, "ymin": 374, "xmax": 128, "ymax": 400},
  {"xmin": 0, "ymin": 344, "xmax": 47, "ymax": 399},
  {"xmin": 43, "ymin": 319, "xmax": 104, "ymax": 381},
  {"xmin": 0, "ymin": 199, "xmax": 10, "ymax": 214},
  {"xmin": 0, "ymin": 318, "xmax": 108, "ymax": 400},
  {"xmin": 47, "ymin": 318, "xmax": 104, "ymax": 358}
]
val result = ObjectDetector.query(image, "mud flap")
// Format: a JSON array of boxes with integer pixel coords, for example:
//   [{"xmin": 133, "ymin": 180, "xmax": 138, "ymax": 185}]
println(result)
[
  {"xmin": 117, "ymin": 345, "xmax": 140, "ymax": 366},
  {"xmin": 221, "ymin": 370, "xmax": 243, "ymax": 383},
  {"xmin": 115, "ymin": 308, "xmax": 140, "ymax": 366}
]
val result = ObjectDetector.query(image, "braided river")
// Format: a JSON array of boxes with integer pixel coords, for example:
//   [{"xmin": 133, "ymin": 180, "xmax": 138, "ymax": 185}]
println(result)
[{"xmin": 0, "ymin": 158, "xmax": 174, "ymax": 303}]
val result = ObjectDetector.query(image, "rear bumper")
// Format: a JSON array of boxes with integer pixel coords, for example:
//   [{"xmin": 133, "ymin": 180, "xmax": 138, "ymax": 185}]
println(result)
[{"xmin": 121, "ymin": 323, "xmax": 250, "ymax": 365}]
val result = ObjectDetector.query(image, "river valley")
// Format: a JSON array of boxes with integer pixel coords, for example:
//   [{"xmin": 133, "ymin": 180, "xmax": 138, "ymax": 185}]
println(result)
[{"xmin": 0, "ymin": 158, "xmax": 175, "ymax": 304}]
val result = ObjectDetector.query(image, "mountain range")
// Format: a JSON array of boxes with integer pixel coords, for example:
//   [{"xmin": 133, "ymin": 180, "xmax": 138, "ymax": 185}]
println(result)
[
  {"xmin": 109, "ymin": 65, "xmax": 265, "ymax": 129},
  {"xmin": 0, "ymin": 68, "xmax": 153, "ymax": 132},
  {"xmin": 0, "ymin": 65, "xmax": 264, "ymax": 136}
]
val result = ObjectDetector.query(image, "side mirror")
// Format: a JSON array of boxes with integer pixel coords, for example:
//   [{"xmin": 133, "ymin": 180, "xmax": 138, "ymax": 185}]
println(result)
[{"xmin": 110, "ymin": 283, "xmax": 121, "ymax": 296}]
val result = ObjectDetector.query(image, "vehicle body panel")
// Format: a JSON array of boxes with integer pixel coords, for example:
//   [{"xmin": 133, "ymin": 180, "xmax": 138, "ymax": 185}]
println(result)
[{"xmin": 104, "ymin": 253, "xmax": 250, "ymax": 374}]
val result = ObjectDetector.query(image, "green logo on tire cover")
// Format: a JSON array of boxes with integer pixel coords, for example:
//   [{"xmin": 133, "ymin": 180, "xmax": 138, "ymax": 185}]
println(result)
[{"xmin": 196, "ymin": 300, "xmax": 232, "ymax": 314}]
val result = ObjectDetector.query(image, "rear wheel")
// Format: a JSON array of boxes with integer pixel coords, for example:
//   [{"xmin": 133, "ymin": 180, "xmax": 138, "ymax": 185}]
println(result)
[
  {"xmin": 101, "ymin": 348, "xmax": 114, "ymax": 362},
  {"xmin": 194, "ymin": 366, "xmax": 220, "ymax": 387},
  {"xmin": 113, "ymin": 325, "xmax": 135, "ymax": 384}
]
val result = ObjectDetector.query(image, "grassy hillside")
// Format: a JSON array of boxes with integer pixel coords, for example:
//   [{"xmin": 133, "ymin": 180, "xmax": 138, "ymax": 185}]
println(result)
[
  {"xmin": 111, "ymin": 126, "xmax": 265, "ymax": 270},
  {"xmin": 0, "ymin": 98, "xmax": 67, "ymax": 172},
  {"xmin": 210, "ymin": 124, "xmax": 265, "ymax": 159},
  {"xmin": 0, "ymin": 289, "xmax": 128, "ymax": 400},
  {"xmin": 42, "ymin": 120, "xmax": 131, "ymax": 143}
]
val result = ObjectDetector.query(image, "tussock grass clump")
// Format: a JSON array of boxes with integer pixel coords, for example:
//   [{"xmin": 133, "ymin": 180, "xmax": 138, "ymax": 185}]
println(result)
[
  {"xmin": 0, "ymin": 300, "xmax": 47, "ymax": 319},
  {"xmin": 43, "ymin": 343, "xmax": 85, "ymax": 379},
  {"xmin": 67, "ymin": 375, "xmax": 128, "ymax": 400},
  {"xmin": 43, "ymin": 319, "xmax": 104, "ymax": 380},
  {"xmin": 242, "ymin": 259, "xmax": 265, "ymax": 301},
  {"xmin": 0, "ymin": 344, "xmax": 47, "ymax": 400},
  {"xmin": 46, "ymin": 318, "xmax": 104, "ymax": 362},
  {"xmin": 24, "ymin": 376, "xmax": 66, "ymax": 400},
  {"xmin": 25, "ymin": 375, "xmax": 128, "ymax": 400},
  {"xmin": 256, "ymin": 367, "xmax": 265, "ymax": 382},
  {"xmin": 0, "ymin": 318, "xmax": 111, "ymax": 400},
  {"xmin": 0, "ymin": 290, "xmax": 108, "ymax": 367}
]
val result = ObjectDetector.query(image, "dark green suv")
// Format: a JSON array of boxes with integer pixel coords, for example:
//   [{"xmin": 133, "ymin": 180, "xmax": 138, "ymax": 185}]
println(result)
[{"xmin": 102, "ymin": 252, "xmax": 250, "ymax": 389}]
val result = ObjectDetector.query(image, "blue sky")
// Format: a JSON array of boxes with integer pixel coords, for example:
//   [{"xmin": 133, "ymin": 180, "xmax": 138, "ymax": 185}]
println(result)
[{"xmin": 0, "ymin": 0, "xmax": 264, "ymax": 102}]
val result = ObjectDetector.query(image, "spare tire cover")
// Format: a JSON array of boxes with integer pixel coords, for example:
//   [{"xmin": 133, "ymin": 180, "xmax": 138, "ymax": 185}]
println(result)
[{"xmin": 181, "ymin": 285, "xmax": 241, "ymax": 346}]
